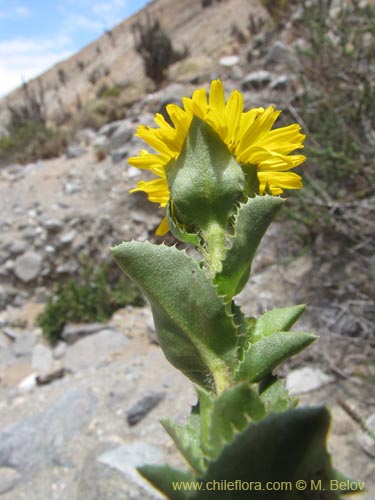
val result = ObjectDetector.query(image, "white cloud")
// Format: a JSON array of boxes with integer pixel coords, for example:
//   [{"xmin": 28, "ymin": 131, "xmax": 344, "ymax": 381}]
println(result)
[
  {"xmin": 0, "ymin": 3, "xmax": 30, "ymax": 19},
  {"xmin": 0, "ymin": 36, "xmax": 73, "ymax": 97},
  {"xmin": 92, "ymin": 0, "xmax": 127, "ymax": 27}
]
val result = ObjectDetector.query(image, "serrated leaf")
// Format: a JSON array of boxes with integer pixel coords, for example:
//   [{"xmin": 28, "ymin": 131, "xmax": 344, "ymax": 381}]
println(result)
[
  {"xmin": 198, "ymin": 383, "xmax": 265, "ymax": 459},
  {"xmin": 251, "ymin": 304, "xmax": 306, "ymax": 342},
  {"xmin": 259, "ymin": 376, "xmax": 297, "ymax": 413},
  {"xmin": 162, "ymin": 415, "xmax": 205, "ymax": 475},
  {"xmin": 214, "ymin": 195, "xmax": 284, "ymax": 298},
  {"xmin": 235, "ymin": 331, "xmax": 317, "ymax": 383},
  {"xmin": 166, "ymin": 201, "xmax": 200, "ymax": 246},
  {"xmin": 192, "ymin": 407, "xmax": 342, "ymax": 499},
  {"xmin": 138, "ymin": 464, "xmax": 194, "ymax": 500},
  {"xmin": 112, "ymin": 241, "xmax": 238, "ymax": 390}
]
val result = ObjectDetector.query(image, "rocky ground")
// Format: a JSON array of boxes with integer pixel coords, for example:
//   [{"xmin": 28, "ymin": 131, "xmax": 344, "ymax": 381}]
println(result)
[{"xmin": 0, "ymin": 18, "xmax": 374, "ymax": 500}]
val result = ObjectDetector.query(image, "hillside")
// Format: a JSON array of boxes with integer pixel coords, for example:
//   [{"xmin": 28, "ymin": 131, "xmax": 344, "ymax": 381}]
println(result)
[{"xmin": 0, "ymin": 0, "xmax": 265, "ymax": 126}]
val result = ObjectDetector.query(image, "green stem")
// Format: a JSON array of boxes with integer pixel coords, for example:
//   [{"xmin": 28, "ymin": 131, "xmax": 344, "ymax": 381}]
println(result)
[{"xmin": 202, "ymin": 221, "xmax": 227, "ymax": 277}]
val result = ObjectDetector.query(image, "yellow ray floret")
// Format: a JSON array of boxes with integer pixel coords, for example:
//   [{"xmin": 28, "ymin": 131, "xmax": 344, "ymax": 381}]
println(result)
[{"xmin": 129, "ymin": 79, "xmax": 306, "ymax": 235}]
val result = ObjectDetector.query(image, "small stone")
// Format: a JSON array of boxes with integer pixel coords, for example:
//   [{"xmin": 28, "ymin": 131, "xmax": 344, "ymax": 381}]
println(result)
[
  {"xmin": 61, "ymin": 322, "xmax": 113, "ymax": 344},
  {"xmin": 0, "ymin": 251, "xmax": 9, "ymax": 264},
  {"xmin": 14, "ymin": 252, "xmax": 43, "ymax": 282},
  {"xmin": 219, "ymin": 55, "xmax": 240, "ymax": 67},
  {"xmin": 128, "ymin": 166, "xmax": 141, "ymax": 179},
  {"xmin": 265, "ymin": 41, "xmax": 295, "ymax": 66},
  {"xmin": 18, "ymin": 373, "xmax": 38, "ymax": 392},
  {"xmin": 0, "ymin": 467, "xmax": 20, "ymax": 494},
  {"xmin": 3, "ymin": 328, "xmax": 18, "ymax": 341},
  {"xmin": 12, "ymin": 331, "xmax": 37, "ymax": 357},
  {"xmin": 111, "ymin": 146, "xmax": 128, "ymax": 163},
  {"xmin": 8, "ymin": 240, "xmax": 28, "ymax": 256},
  {"xmin": 43, "ymin": 218, "xmax": 64, "ymax": 232},
  {"xmin": 242, "ymin": 70, "xmax": 272, "ymax": 90},
  {"xmin": 59, "ymin": 229, "xmax": 77, "ymax": 245},
  {"xmin": 127, "ymin": 392, "xmax": 165, "ymax": 426},
  {"xmin": 65, "ymin": 144, "xmax": 87, "ymax": 159},
  {"xmin": 64, "ymin": 182, "xmax": 80, "ymax": 194},
  {"xmin": 0, "ymin": 285, "xmax": 7, "ymax": 309},
  {"xmin": 286, "ymin": 367, "xmax": 334, "ymax": 395},
  {"xmin": 36, "ymin": 367, "xmax": 65, "ymax": 386},
  {"xmin": 108, "ymin": 121, "xmax": 134, "ymax": 150},
  {"xmin": 270, "ymin": 75, "xmax": 289, "ymax": 90}
]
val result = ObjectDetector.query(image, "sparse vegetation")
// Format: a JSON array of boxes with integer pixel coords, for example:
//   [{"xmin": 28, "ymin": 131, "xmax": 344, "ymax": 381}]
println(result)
[
  {"xmin": 36, "ymin": 259, "xmax": 144, "ymax": 344},
  {"xmin": 0, "ymin": 80, "xmax": 66, "ymax": 166},
  {"xmin": 284, "ymin": 0, "xmax": 375, "ymax": 243},
  {"xmin": 131, "ymin": 14, "xmax": 188, "ymax": 86}
]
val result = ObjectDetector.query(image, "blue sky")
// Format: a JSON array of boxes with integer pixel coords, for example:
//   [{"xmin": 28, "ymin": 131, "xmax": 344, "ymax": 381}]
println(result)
[{"xmin": 0, "ymin": 0, "xmax": 150, "ymax": 97}]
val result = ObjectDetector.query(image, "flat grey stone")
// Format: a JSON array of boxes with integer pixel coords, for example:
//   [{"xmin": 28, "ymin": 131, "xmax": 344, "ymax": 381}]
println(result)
[
  {"xmin": 98, "ymin": 442, "xmax": 165, "ymax": 498},
  {"xmin": 0, "ymin": 388, "xmax": 97, "ymax": 479},
  {"xmin": 14, "ymin": 252, "xmax": 43, "ymax": 282},
  {"xmin": 64, "ymin": 329, "xmax": 128, "ymax": 372},
  {"xmin": 108, "ymin": 121, "xmax": 134, "ymax": 150},
  {"xmin": 62, "ymin": 322, "xmax": 113, "ymax": 344},
  {"xmin": 66, "ymin": 144, "xmax": 87, "ymax": 159},
  {"xmin": 286, "ymin": 367, "xmax": 334, "ymax": 395}
]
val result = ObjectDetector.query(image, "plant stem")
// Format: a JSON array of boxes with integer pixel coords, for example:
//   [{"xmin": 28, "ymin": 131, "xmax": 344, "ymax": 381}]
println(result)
[{"xmin": 202, "ymin": 220, "xmax": 227, "ymax": 277}]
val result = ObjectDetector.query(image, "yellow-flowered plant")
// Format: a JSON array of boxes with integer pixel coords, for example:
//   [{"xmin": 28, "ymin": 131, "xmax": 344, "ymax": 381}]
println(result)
[{"xmin": 112, "ymin": 81, "xmax": 361, "ymax": 499}]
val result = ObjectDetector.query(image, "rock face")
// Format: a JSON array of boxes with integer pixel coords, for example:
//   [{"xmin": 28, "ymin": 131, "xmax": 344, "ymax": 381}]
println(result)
[{"xmin": 0, "ymin": 388, "xmax": 98, "ymax": 479}]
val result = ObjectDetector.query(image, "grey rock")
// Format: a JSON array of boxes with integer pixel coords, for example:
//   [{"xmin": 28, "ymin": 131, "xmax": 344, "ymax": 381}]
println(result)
[
  {"xmin": 98, "ymin": 442, "xmax": 166, "ymax": 498},
  {"xmin": 242, "ymin": 70, "xmax": 272, "ymax": 90},
  {"xmin": 18, "ymin": 373, "xmax": 37, "ymax": 392},
  {"xmin": 3, "ymin": 327, "xmax": 18, "ymax": 341},
  {"xmin": 0, "ymin": 467, "xmax": 20, "ymax": 494},
  {"xmin": 63, "ymin": 329, "xmax": 128, "ymax": 372},
  {"xmin": 12, "ymin": 331, "xmax": 37, "ymax": 357},
  {"xmin": 0, "ymin": 388, "xmax": 97, "ymax": 479},
  {"xmin": 111, "ymin": 146, "xmax": 128, "ymax": 164},
  {"xmin": 23, "ymin": 227, "xmax": 40, "ymax": 240},
  {"xmin": 36, "ymin": 367, "xmax": 65, "ymax": 386},
  {"xmin": 31, "ymin": 344, "xmax": 54, "ymax": 373},
  {"xmin": 66, "ymin": 144, "xmax": 87, "ymax": 159},
  {"xmin": 59, "ymin": 229, "xmax": 77, "ymax": 245},
  {"xmin": 357, "ymin": 413, "xmax": 375, "ymax": 457},
  {"xmin": 127, "ymin": 391, "xmax": 165, "ymax": 426},
  {"xmin": 108, "ymin": 121, "xmax": 134, "ymax": 150},
  {"xmin": 8, "ymin": 239, "xmax": 28, "ymax": 256},
  {"xmin": 62, "ymin": 322, "xmax": 113, "ymax": 344},
  {"xmin": 270, "ymin": 75, "xmax": 289, "ymax": 90},
  {"xmin": 53, "ymin": 341, "xmax": 67, "ymax": 359},
  {"xmin": 265, "ymin": 41, "xmax": 296, "ymax": 67},
  {"xmin": 14, "ymin": 252, "xmax": 43, "ymax": 282},
  {"xmin": 43, "ymin": 218, "xmax": 64, "ymax": 232},
  {"xmin": 98, "ymin": 120, "xmax": 123, "ymax": 138},
  {"xmin": 64, "ymin": 182, "xmax": 80, "ymax": 194},
  {"xmin": 286, "ymin": 367, "xmax": 334, "ymax": 395}
]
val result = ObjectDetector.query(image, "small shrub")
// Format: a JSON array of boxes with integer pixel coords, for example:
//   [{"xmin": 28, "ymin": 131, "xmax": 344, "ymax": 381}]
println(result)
[
  {"xmin": 131, "ymin": 14, "xmax": 188, "ymax": 86},
  {"xmin": 36, "ymin": 260, "xmax": 144, "ymax": 344}
]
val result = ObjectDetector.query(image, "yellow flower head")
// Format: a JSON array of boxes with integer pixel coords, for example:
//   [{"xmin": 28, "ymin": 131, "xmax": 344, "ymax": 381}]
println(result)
[{"xmin": 129, "ymin": 79, "xmax": 306, "ymax": 235}]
